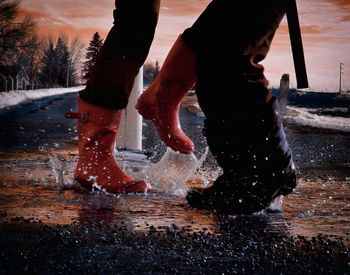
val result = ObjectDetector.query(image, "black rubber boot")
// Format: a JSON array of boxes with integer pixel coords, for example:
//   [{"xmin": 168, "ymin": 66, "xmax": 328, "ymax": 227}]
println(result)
[{"xmin": 186, "ymin": 97, "xmax": 297, "ymax": 214}]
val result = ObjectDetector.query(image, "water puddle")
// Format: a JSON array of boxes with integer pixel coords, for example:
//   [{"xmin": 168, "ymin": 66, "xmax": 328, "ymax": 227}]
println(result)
[{"xmin": 0, "ymin": 148, "xmax": 349, "ymax": 244}]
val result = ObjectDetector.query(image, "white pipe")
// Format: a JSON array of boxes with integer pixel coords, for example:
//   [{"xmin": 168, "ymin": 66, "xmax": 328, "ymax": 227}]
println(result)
[{"xmin": 116, "ymin": 67, "xmax": 143, "ymax": 151}]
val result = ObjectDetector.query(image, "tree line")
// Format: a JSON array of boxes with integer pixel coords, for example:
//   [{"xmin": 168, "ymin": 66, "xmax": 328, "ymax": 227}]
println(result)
[
  {"xmin": 0, "ymin": 0, "xmax": 83, "ymax": 90},
  {"xmin": 0, "ymin": 0, "xmax": 160, "ymax": 92}
]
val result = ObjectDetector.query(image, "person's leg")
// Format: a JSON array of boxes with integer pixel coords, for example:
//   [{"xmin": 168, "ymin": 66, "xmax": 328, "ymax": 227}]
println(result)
[
  {"xmin": 66, "ymin": 99, "xmax": 150, "ymax": 193},
  {"xmin": 186, "ymin": 0, "xmax": 297, "ymax": 213},
  {"xmin": 135, "ymin": 0, "xmax": 225, "ymax": 154},
  {"xmin": 66, "ymin": 0, "xmax": 160, "ymax": 193},
  {"xmin": 81, "ymin": 0, "xmax": 160, "ymax": 109},
  {"xmin": 135, "ymin": 35, "xmax": 196, "ymax": 154}
]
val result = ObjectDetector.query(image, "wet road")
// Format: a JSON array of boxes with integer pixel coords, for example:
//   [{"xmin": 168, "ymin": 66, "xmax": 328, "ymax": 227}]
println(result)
[
  {"xmin": 1, "ymin": 92, "xmax": 350, "ymax": 274},
  {"xmin": 0, "ymin": 92, "xmax": 78, "ymax": 152},
  {"xmin": 2, "ymin": 92, "xmax": 349, "ymax": 168},
  {"xmin": 0, "ymin": 92, "xmax": 349, "ymax": 244}
]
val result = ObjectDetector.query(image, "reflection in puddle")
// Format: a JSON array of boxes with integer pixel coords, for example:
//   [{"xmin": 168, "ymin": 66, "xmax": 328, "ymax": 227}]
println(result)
[{"xmin": 0, "ymin": 150, "xmax": 349, "ymax": 245}]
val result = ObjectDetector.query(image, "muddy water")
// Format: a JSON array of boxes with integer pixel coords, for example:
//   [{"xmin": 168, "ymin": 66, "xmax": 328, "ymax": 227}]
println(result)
[{"xmin": 0, "ymin": 149, "xmax": 349, "ymax": 245}]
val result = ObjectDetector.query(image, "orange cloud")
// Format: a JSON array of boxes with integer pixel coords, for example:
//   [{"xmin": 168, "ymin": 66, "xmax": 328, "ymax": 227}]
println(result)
[
  {"xmin": 19, "ymin": 0, "xmax": 211, "ymax": 53},
  {"xmin": 327, "ymin": 0, "xmax": 350, "ymax": 7},
  {"xmin": 17, "ymin": 0, "xmax": 350, "ymax": 91}
]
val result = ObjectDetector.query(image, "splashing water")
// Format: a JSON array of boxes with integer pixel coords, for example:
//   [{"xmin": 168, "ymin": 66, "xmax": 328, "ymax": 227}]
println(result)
[
  {"xmin": 267, "ymin": 195, "xmax": 284, "ymax": 213},
  {"xmin": 49, "ymin": 147, "xmax": 284, "ymax": 214},
  {"xmin": 144, "ymin": 147, "xmax": 209, "ymax": 196},
  {"xmin": 49, "ymin": 150, "xmax": 76, "ymax": 189},
  {"xmin": 49, "ymin": 146, "xmax": 210, "ymax": 197},
  {"xmin": 91, "ymin": 182, "xmax": 109, "ymax": 195},
  {"xmin": 49, "ymin": 151, "xmax": 64, "ymax": 186}
]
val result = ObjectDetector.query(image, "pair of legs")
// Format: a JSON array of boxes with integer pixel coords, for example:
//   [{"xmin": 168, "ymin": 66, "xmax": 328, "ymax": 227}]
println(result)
[
  {"xmin": 67, "ymin": 0, "xmax": 297, "ymax": 214},
  {"xmin": 138, "ymin": 0, "xmax": 296, "ymax": 213}
]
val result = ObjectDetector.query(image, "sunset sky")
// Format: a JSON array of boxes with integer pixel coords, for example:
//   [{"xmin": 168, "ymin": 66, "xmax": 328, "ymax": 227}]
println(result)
[{"xmin": 20, "ymin": 0, "xmax": 350, "ymax": 92}]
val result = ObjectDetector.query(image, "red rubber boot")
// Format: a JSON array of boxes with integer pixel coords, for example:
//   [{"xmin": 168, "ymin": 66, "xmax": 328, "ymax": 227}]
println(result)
[
  {"xmin": 66, "ymin": 97, "xmax": 151, "ymax": 193},
  {"xmin": 135, "ymin": 35, "xmax": 196, "ymax": 154}
]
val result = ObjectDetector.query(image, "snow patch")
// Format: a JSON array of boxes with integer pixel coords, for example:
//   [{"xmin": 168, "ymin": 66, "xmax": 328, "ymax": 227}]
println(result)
[
  {"xmin": 285, "ymin": 106, "xmax": 350, "ymax": 132},
  {"xmin": 0, "ymin": 86, "xmax": 83, "ymax": 109}
]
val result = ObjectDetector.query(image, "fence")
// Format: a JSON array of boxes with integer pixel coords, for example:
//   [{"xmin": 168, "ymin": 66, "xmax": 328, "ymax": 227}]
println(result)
[{"xmin": 0, "ymin": 75, "xmax": 70, "ymax": 92}]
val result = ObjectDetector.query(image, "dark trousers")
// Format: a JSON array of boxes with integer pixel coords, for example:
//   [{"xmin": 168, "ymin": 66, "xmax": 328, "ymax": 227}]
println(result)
[
  {"xmin": 182, "ymin": 0, "xmax": 286, "ymax": 118},
  {"xmin": 81, "ymin": 0, "xmax": 285, "ymax": 111},
  {"xmin": 80, "ymin": 0, "xmax": 160, "ymax": 109},
  {"xmin": 182, "ymin": 0, "xmax": 295, "ymax": 186}
]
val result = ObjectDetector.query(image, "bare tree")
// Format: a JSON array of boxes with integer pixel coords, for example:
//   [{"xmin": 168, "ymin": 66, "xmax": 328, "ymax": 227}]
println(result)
[
  {"xmin": 69, "ymin": 36, "xmax": 84, "ymax": 85},
  {"xmin": 18, "ymin": 35, "xmax": 43, "ymax": 81}
]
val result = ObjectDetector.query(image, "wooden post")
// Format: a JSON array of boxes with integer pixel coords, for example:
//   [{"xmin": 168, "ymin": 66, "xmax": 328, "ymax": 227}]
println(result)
[{"xmin": 278, "ymin": 74, "xmax": 290, "ymax": 117}]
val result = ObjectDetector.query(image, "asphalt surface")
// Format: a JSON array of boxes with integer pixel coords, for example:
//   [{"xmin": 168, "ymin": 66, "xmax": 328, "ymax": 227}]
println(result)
[
  {"xmin": 0, "ymin": 92, "xmax": 350, "ymax": 274},
  {"xmin": 1, "ymin": 92, "xmax": 349, "ymax": 168},
  {"xmin": 0, "ymin": 93, "xmax": 78, "ymax": 151}
]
